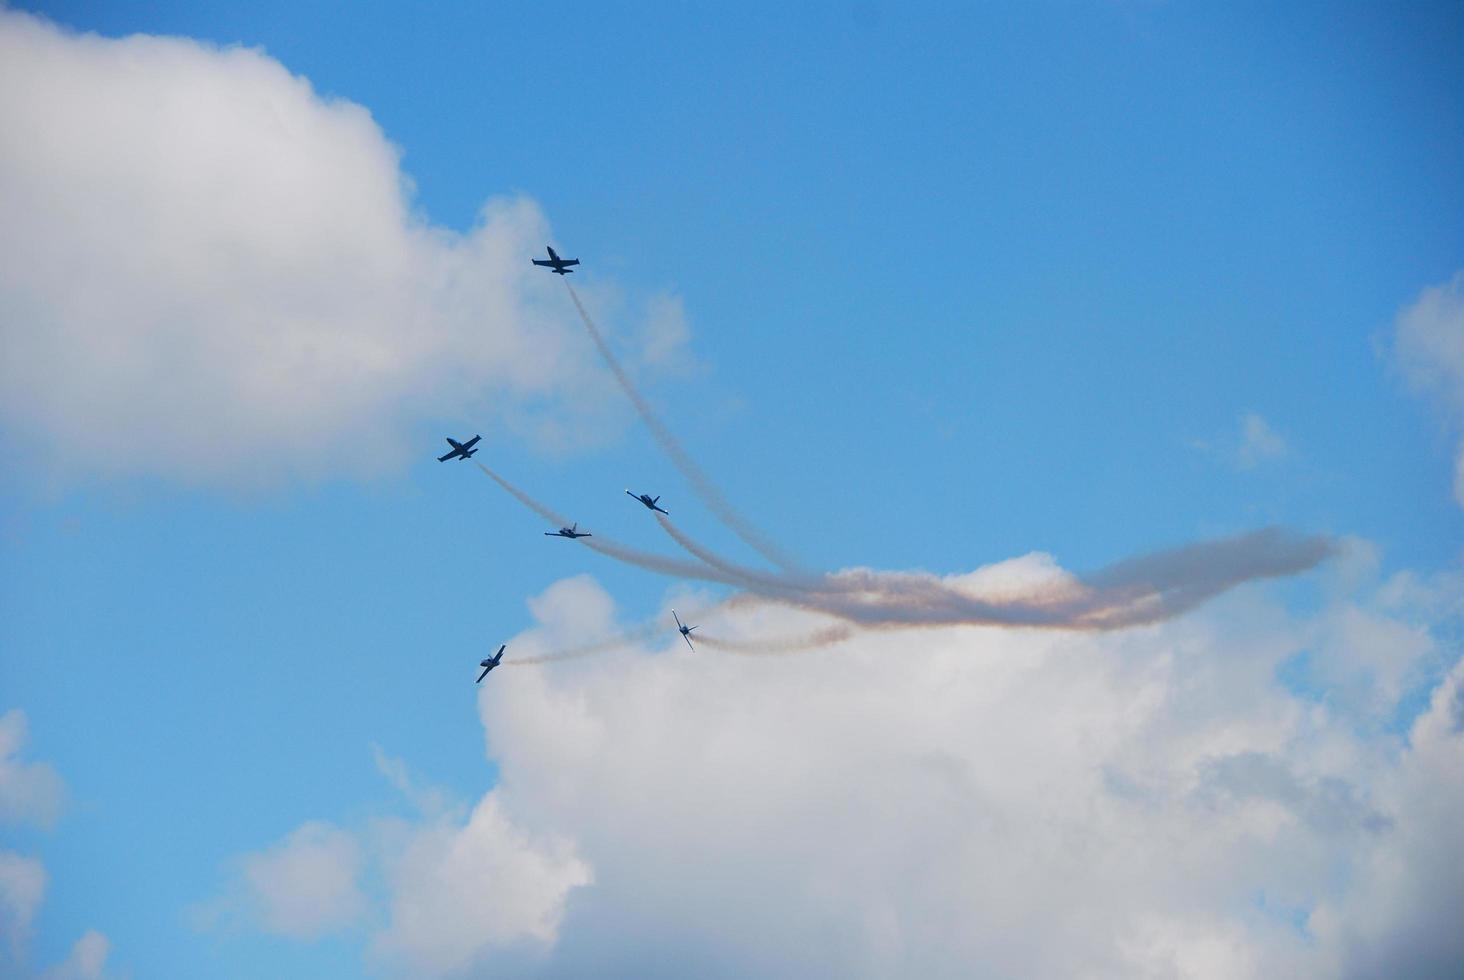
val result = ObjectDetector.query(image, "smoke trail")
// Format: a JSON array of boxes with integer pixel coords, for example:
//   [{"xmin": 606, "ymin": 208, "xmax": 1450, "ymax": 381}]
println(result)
[
  {"xmin": 506, "ymin": 625, "xmax": 661, "ymax": 666},
  {"xmin": 696, "ymin": 625, "xmax": 857, "ymax": 656},
  {"xmin": 709, "ymin": 530, "xmax": 1336, "ymax": 632},
  {"xmin": 654, "ymin": 513, "xmax": 835, "ymax": 595},
  {"xmin": 507, "ymin": 603, "xmax": 738, "ymax": 666},
  {"xmin": 564, "ymin": 282, "xmax": 803, "ymax": 573},
  {"xmin": 476, "ymin": 462, "xmax": 750, "ymax": 588}
]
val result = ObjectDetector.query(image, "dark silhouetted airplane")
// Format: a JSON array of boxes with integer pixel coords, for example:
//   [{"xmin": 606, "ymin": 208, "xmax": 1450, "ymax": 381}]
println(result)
[
  {"xmin": 673, "ymin": 611, "xmax": 698, "ymax": 651},
  {"xmin": 438, "ymin": 435, "xmax": 481, "ymax": 462},
  {"xmin": 626, "ymin": 490, "xmax": 669, "ymax": 515},
  {"xmin": 477, "ymin": 645, "xmax": 506, "ymax": 683},
  {"xmin": 545, "ymin": 523, "xmax": 592, "ymax": 539},
  {"xmin": 532, "ymin": 246, "xmax": 579, "ymax": 275}
]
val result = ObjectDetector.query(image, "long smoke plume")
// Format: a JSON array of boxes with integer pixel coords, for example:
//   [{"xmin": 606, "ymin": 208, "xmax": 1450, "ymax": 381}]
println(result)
[{"xmin": 479, "ymin": 461, "xmax": 1334, "ymax": 652}]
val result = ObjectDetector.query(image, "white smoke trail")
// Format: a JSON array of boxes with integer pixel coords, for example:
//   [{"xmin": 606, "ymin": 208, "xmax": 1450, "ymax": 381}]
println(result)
[
  {"xmin": 695, "ymin": 625, "xmax": 857, "ymax": 656},
  {"xmin": 476, "ymin": 462, "xmax": 750, "ymax": 588},
  {"xmin": 564, "ymin": 281, "xmax": 804, "ymax": 573}
]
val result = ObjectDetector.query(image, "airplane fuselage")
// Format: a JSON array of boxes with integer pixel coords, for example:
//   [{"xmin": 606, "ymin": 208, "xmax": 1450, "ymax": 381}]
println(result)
[
  {"xmin": 439, "ymin": 434, "xmax": 481, "ymax": 462},
  {"xmin": 626, "ymin": 490, "xmax": 668, "ymax": 514},
  {"xmin": 533, "ymin": 246, "xmax": 580, "ymax": 275}
]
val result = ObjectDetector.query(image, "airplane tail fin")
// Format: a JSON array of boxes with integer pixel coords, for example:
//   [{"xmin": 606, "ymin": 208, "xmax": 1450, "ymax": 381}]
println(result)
[{"xmin": 463, "ymin": 449, "xmax": 478, "ymax": 458}]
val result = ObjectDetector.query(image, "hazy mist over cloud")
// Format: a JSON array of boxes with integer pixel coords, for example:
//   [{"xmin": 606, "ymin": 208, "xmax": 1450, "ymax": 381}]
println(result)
[{"xmin": 0, "ymin": 11, "xmax": 687, "ymax": 488}]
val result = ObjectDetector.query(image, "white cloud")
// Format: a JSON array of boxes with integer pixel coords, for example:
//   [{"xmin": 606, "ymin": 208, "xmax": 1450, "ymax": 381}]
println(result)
[
  {"xmin": 371, "ymin": 793, "xmax": 591, "ymax": 976},
  {"xmin": 1393, "ymin": 270, "xmax": 1464, "ymax": 507},
  {"xmin": 205, "ymin": 766, "xmax": 591, "ymax": 974},
  {"xmin": 1309, "ymin": 659, "xmax": 1464, "ymax": 979},
  {"xmin": 0, "ymin": 10, "xmax": 683, "ymax": 488},
  {"xmin": 0, "ymin": 851, "xmax": 46, "ymax": 956},
  {"xmin": 0, "ymin": 710, "xmax": 65, "ymax": 829},
  {"xmin": 226, "ymin": 821, "xmax": 367, "ymax": 939},
  {"xmin": 449, "ymin": 566, "xmax": 1459, "ymax": 979},
  {"xmin": 39, "ymin": 931, "xmax": 112, "ymax": 980},
  {"xmin": 201, "ymin": 559, "xmax": 1464, "ymax": 979},
  {"xmin": 1237, "ymin": 412, "xmax": 1287, "ymax": 469}
]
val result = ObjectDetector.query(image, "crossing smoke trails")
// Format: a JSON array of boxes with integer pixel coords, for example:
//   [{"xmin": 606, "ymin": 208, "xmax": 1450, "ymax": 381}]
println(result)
[
  {"xmin": 478, "ymin": 288, "xmax": 1336, "ymax": 657},
  {"xmin": 478, "ymin": 463, "xmax": 1335, "ymax": 650},
  {"xmin": 564, "ymin": 282, "xmax": 804, "ymax": 573},
  {"xmin": 478, "ymin": 463, "xmax": 754, "ymax": 588}
]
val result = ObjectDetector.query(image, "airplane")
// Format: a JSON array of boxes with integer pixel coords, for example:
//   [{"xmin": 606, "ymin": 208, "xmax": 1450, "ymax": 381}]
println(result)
[
  {"xmin": 531, "ymin": 246, "xmax": 580, "ymax": 275},
  {"xmin": 673, "ymin": 611, "xmax": 698, "ymax": 651},
  {"xmin": 477, "ymin": 644, "xmax": 506, "ymax": 683},
  {"xmin": 438, "ymin": 434, "xmax": 481, "ymax": 462},
  {"xmin": 545, "ymin": 523, "xmax": 592, "ymax": 539},
  {"xmin": 626, "ymin": 489, "xmax": 669, "ymax": 515}
]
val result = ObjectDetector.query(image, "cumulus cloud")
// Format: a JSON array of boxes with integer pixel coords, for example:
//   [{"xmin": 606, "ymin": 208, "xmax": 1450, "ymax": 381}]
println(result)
[
  {"xmin": 371, "ymin": 793, "xmax": 592, "ymax": 976},
  {"xmin": 0, "ymin": 10, "xmax": 684, "ymax": 488},
  {"xmin": 201, "ymin": 553, "xmax": 1463, "ymax": 979},
  {"xmin": 0, "ymin": 710, "xmax": 65, "ymax": 829},
  {"xmin": 445, "ymin": 565, "xmax": 1459, "ymax": 980},
  {"xmin": 205, "ymin": 756, "xmax": 591, "ymax": 975},
  {"xmin": 199, "ymin": 821, "xmax": 366, "ymax": 939},
  {"xmin": 1393, "ymin": 270, "xmax": 1464, "ymax": 507}
]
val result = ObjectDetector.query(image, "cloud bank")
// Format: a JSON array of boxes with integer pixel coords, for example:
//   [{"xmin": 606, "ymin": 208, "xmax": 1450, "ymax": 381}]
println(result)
[
  {"xmin": 218, "ymin": 561, "xmax": 1464, "ymax": 978},
  {"xmin": 0, "ymin": 10, "xmax": 685, "ymax": 488}
]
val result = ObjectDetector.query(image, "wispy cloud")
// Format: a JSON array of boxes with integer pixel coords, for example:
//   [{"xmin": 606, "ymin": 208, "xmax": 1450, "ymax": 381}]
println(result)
[
  {"xmin": 0, "ymin": 714, "xmax": 115, "ymax": 979},
  {"xmin": 1237, "ymin": 411, "xmax": 1288, "ymax": 469},
  {"xmin": 1192, "ymin": 411, "xmax": 1289, "ymax": 470},
  {"xmin": 0, "ymin": 710, "xmax": 64, "ymax": 830},
  {"xmin": 1393, "ymin": 270, "xmax": 1464, "ymax": 507}
]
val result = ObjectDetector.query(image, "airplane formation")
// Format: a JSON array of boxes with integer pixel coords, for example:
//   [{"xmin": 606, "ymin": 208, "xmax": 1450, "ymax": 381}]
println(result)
[{"xmin": 464, "ymin": 246, "xmax": 689, "ymax": 680}]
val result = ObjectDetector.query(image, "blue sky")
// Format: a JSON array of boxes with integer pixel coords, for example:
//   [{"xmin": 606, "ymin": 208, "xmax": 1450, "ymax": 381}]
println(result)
[{"xmin": 2, "ymin": 3, "xmax": 1462, "ymax": 978}]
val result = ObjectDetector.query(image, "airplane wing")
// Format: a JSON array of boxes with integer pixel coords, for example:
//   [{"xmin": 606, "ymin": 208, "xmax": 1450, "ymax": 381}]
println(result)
[
  {"xmin": 437, "ymin": 449, "xmax": 459, "ymax": 462},
  {"xmin": 560, "ymin": 258, "xmax": 580, "ymax": 267},
  {"xmin": 532, "ymin": 259, "xmax": 553, "ymax": 267},
  {"xmin": 460, "ymin": 435, "xmax": 481, "ymax": 450},
  {"xmin": 682, "ymin": 633, "xmax": 696, "ymax": 651},
  {"xmin": 477, "ymin": 666, "xmax": 491, "ymax": 683}
]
